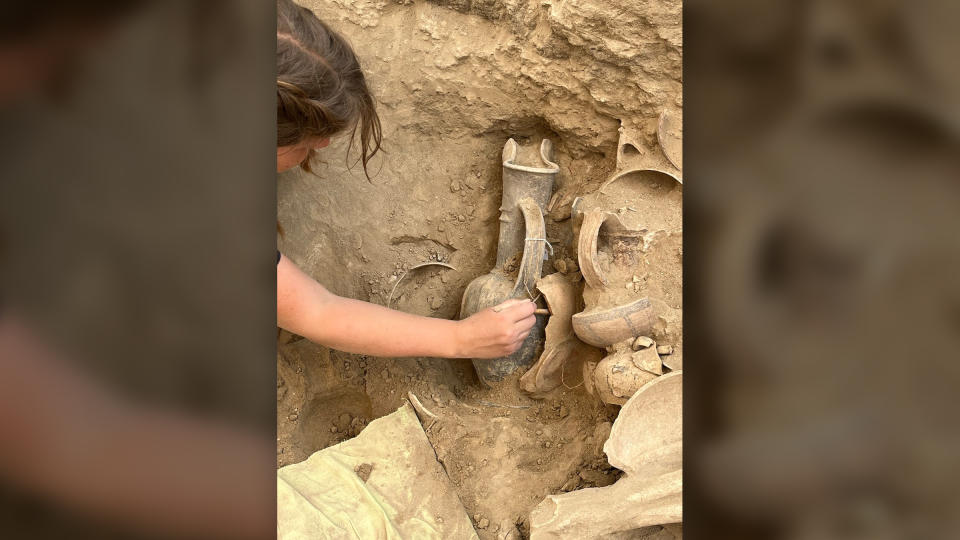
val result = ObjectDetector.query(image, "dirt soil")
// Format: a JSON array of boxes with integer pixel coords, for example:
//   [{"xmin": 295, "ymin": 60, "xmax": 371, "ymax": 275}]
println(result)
[{"xmin": 277, "ymin": 0, "xmax": 681, "ymax": 537}]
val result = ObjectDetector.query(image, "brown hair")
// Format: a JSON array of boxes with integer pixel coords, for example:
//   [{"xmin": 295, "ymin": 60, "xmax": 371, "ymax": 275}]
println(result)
[{"xmin": 277, "ymin": 0, "xmax": 381, "ymax": 177}]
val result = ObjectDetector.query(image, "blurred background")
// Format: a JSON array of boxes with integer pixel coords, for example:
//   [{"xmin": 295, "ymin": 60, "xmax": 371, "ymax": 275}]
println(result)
[
  {"xmin": 0, "ymin": 1, "xmax": 276, "ymax": 538},
  {"xmin": 685, "ymin": 0, "xmax": 960, "ymax": 538}
]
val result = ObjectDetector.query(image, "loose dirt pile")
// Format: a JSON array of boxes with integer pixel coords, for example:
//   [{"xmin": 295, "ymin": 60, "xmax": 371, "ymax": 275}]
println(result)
[{"xmin": 277, "ymin": 0, "xmax": 681, "ymax": 537}]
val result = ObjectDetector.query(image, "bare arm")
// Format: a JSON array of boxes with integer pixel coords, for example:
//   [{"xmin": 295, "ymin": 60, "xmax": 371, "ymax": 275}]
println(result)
[{"xmin": 277, "ymin": 254, "xmax": 536, "ymax": 358}]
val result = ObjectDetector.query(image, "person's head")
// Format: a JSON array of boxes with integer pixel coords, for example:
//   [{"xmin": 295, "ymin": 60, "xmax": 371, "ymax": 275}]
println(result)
[{"xmin": 276, "ymin": 0, "xmax": 381, "ymax": 174}]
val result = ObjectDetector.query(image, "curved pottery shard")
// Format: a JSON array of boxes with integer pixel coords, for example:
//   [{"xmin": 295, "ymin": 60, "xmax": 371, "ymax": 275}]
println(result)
[
  {"xmin": 657, "ymin": 109, "xmax": 683, "ymax": 173},
  {"xmin": 576, "ymin": 210, "xmax": 630, "ymax": 289},
  {"xmin": 572, "ymin": 298, "xmax": 656, "ymax": 349},
  {"xmin": 604, "ymin": 371, "xmax": 682, "ymax": 478},
  {"xmin": 520, "ymin": 273, "xmax": 602, "ymax": 395},
  {"xmin": 616, "ymin": 118, "xmax": 682, "ymax": 184},
  {"xmin": 529, "ymin": 372, "xmax": 682, "ymax": 539}
]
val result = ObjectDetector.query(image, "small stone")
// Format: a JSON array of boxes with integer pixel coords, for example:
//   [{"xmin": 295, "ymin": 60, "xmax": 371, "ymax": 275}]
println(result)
[
  {"xmin": 537, "ymin": 458, "xmax": 543, "ymax": 465},
  {"xmin": 479, "ymin": 518, "xmax": 490, "ymax": 529},
  {"xmin": 437, "ymin": 223, "xmax": 445, "ymax": 232},
  {"xmin": 474, "ymin": 514, "xmax": 481, "ymax": 522},
  {"xmin": 625, "ymin": 282, "xmax": 633, "ymax": 289},
  {"xmin": 330, "ymin": 426, "xmax": 338, "ymax": 433},
  {"xmin": 430, "ymin": 297, "xmax": 443, "ymax": 310},
  {"xmin": 657, "ymin": 345, "xmax": 674, "ymax": 355},
  {"xmin": 632, "ymin": 275, "xmax": 641, "ymax": 282},
  {"xmin": 287, "ymin": 413, "xmax": 298, "ymax": 421},
  {"xmin": 554, "ymin": 259, "xmax": 568, "ymax": 273},
  {"xmin": 632, "ymin": 336, "xmax": 655, "ymax": 351},
  {"xmin": 536, "ymin": 430, "xmax": 543, "ymax": 436},
  {"xmin": 450, "ymin": 180, "xmax": 461, "ymax": 192},
  {"xmin": 457, "ymin": 214, "xmax": 466, "ymax": 222}
]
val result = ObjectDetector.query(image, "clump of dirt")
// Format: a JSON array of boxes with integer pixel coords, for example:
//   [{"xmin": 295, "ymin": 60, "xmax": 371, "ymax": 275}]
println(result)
[{"xmin": 277, "ymin": 0, "xmax": 681, "ymax": 537}]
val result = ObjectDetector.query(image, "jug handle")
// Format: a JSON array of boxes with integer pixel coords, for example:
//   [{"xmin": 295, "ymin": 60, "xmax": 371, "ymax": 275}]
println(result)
[
  {"xmin": 577, "ymin": 210, "xmax": 629, "ymax": 289},
  {"xmin": 512, "ymin": 198, "xmax": 547, "ymax": 298}
]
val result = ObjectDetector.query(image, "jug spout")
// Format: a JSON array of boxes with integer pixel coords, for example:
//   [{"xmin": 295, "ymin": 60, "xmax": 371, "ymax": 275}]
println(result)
[{"xmin": 495, "ymin": 139, "xmax": 559, "ymax": 269}]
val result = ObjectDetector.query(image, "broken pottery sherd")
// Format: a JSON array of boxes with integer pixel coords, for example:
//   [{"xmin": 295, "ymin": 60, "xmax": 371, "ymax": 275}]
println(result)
[
  {"xmin": 520, "ymin": 272, "xmax": 602, "ymax": 395},
  {"xmin": 529, "ymin": 372, "xmax": 682, "ymax": 539},
  {"xmin": 632, "ymin": 336, "xmax": 655, "ymax": 351},
  {"xmin": 616, "ymin": 119, "xmax": 682, "ymax": 183},
  {"xmin": 571, "ymin": 298, "xmax": 656, "ymax": 349},
  {"xmin": 657, "ymin": 109, "xmax": 682, "ymax": 174},
  {"xmin": 604, "ymin": 371, "xmax": 682, "ymax": 478},
  {"xmin": 631, "ymin": 346, "xmax": 663, "ymax": 376}
]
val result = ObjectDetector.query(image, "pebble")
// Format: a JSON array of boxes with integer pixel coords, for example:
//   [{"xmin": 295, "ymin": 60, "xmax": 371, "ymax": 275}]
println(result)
[
  {"xmin": 330, "ymin": 426, "xmax": 338, "ymax": 433},
  {"xmin": 287, "ymin": 413, "xmax": 298, "ymax": 421},
  {"xmin": 457, "ymin": 214, "xmax": 466, "ymax": 222},
  {"xmin": 450, "ymin": 180, "xmax": 461, "ymax": 192},
  {"xmin": 479, "ymin": 518, "xmax": 489, "ymax": 529},
  {"xmin": 632, "ymin": 336, "xmax": 655, "ymax": 351},
  {"xmin": 657, "ymin": 345, "xmax": 674, "ymax": 355},
  {"xmin": 437, "ymin": 223, "xmax": 445, "ymax": 232},
  {"xmin": 430, "ymin": 297, "xmax": 443, "ymax": 310}
]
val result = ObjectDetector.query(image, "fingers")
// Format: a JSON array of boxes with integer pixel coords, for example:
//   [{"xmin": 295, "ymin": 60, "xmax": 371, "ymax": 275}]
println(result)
[
  {"xmin": 514, "ymin": 313, "xmax": 536, "ymax": 333},
  {"xmin": 503, "ymin": 329, "xmax": 532, "ymax": 355},
  {"xmin": 491, "ymin": 298, "xmax": 525, "ymax": 312},
  {"xmin": 492, "ymin": 299, "xmax": 536, "ymax": 322}
]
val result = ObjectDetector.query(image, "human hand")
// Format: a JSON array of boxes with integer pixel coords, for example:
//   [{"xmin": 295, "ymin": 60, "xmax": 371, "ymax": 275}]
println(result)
[{"xmin": 454, "ymin": 299, "xmax": 537, "ymax": 358}]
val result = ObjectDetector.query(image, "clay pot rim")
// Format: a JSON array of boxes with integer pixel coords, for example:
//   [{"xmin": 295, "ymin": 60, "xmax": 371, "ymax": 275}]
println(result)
[
  {"xmin": 600, "ymin": 166, "xmax": 682, "ymax": 191},
  {"xmin": 571, "ymin": 297, "xmax": 653, "ymax": 320},
  {"xmin": 502, "ymin": 138, "xmax": 560, "ymax": 174}
]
